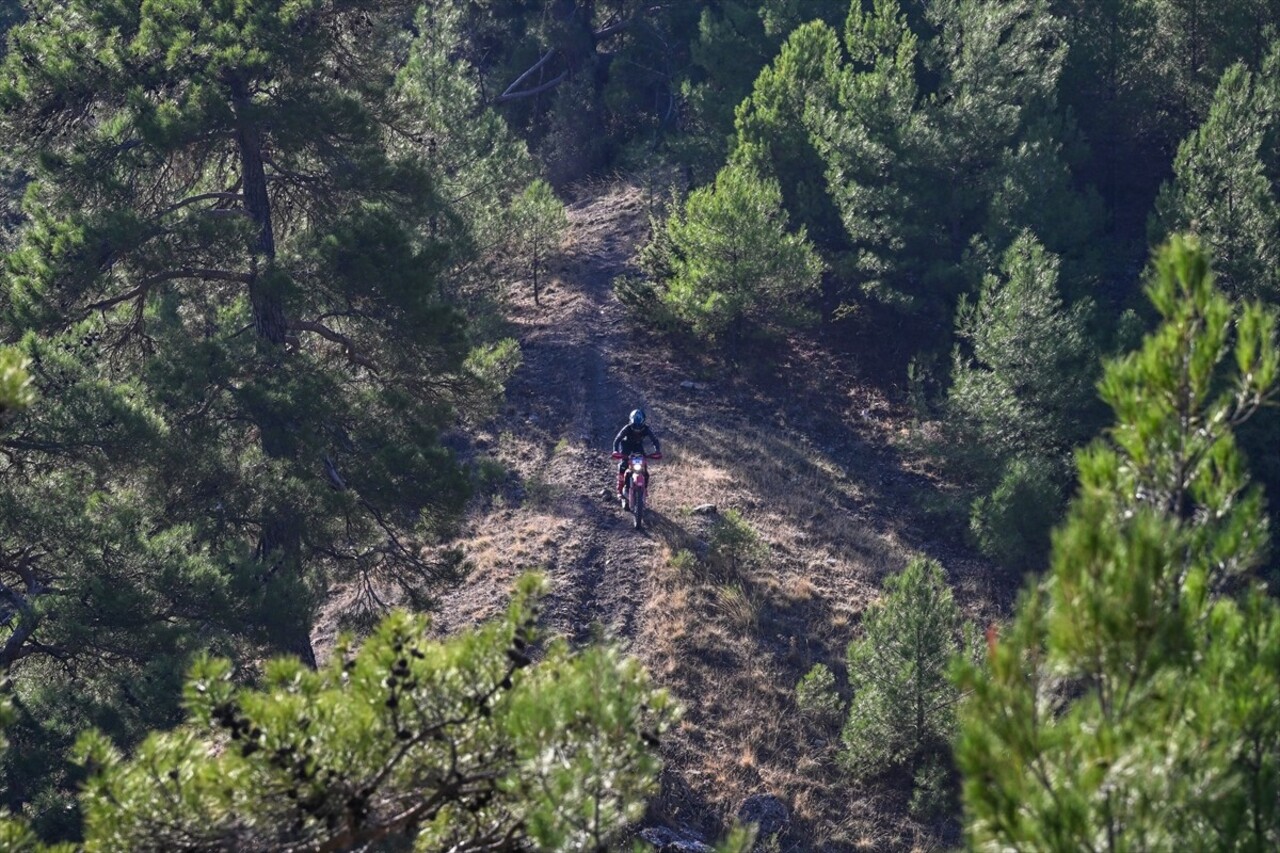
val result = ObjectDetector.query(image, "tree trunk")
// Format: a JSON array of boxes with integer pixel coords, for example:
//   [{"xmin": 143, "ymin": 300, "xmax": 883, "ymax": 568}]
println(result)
[
  {"xmin": 231, "ymin": 77, "xmax": 316, "ymax": 668},
  {"xmin": 231, "ymin": 79, "xmax": 287, "ymax": 346},
  {"xmin": 532, "ymin": 242, "xmax": 540, "ymax": 306}
]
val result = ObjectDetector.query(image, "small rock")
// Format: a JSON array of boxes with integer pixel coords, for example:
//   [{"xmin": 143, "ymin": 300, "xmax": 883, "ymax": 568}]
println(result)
[
  {"xmin": 824, "ymin": 557, "xmax": 837, "ymax": 566},
  {"xmin": 736, "ymin": 794, "xmax": 789, "ymax": 839},
  {"xmin": 679, "ymin": 380, "xmax": 708, "ymax": 391},
  {"xmin": 638, "ymin": 827, "xmax": 714, "ymax": 852},
  {"xmin": 690, "ymin": 504, "xmax": 718, "ymax": 516}
]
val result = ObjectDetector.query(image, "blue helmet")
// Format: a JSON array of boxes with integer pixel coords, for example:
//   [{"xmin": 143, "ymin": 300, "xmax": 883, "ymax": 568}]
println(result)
[{"xmin": 629, "ymin": 408, "xmax": 645, "ymax": 427}]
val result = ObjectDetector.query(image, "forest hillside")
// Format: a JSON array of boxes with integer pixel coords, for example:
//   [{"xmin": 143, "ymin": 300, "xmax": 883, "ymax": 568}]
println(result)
[{"xmin": 0, "ymin": 0, "xmax": 1277, "ymax": 851}]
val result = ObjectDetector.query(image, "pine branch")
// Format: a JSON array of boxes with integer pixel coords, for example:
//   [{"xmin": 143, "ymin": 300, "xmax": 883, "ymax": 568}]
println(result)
[
  {"xmin": 290, "ymin": 320, "xmax": 380, "ymax": 372},
  {"xmin": 82, "ymin": 268, "xmax": 253, "ymax": 315},
  {"xmin": 154, "ymin": 192, "xmax": 246, "ymax": 218}
]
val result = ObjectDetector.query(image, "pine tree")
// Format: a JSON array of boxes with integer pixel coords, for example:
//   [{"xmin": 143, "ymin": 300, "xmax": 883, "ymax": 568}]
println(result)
[
  {"xmin": 807, "ymin": 0, "xmax": 935, "ymax": 317},
  {"xmin": 73, "ymin": 576, "xmax": 674, "ymax": 852},
  {"xmin": 686, "ymin": 0, "xmax": 844, "ymax": 167},
  {"xmin": 731, "ymin": 20, "xmax": 847, "ymax": 253},
  {"xmin": 0, "ymin": 575, "xmax": 706, "ymax": 852},
  {"xmin": 510, "ymin": 179, "xmax": 568, "ymax": 307},
  {"xmin": 956, "ymin": 236, "xmax": 1280, "ymax": 849},
  {"xmin": 1152, "ymin": 56, "xmax": 1280, "ymax": 301},
  {"xmin": 659, "ymin": 163, "xmax": 822, "ymax": 341},
  {"xmin": 808, "ymin": 0, "xmax": 1091, "ymax": 326},
  {"xmin": 925, "ymin": 0, "xmax": 1100, "ymax": 292},
  {"xmin": 0, "ymin": 0, "xmax": 491, "ymax": 825},
  {"xmin": 842, "ymin": 557, "xmax": 974, "ymax": 777},
  {"xmin": 947, "ymin": 233, "xmax": 1099, "ymax": 470},
  {"xmin": 396, "ymin": 0, "xmax": 535, "ymax": 264}
]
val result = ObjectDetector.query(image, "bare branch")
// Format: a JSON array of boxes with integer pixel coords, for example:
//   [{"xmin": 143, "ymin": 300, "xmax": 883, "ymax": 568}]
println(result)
[
  {"xmin": 83, "ymin": 268, "xmax": 254, "ymax": 315},
  {"xmin": 290, "ymin": 320, "xmax": 380, "ymax": 372},
  {"xmin": 155, "ymin": 192, "xmax": 245, "ymax": 218},
  {"xmin": 0, "ymin": 606, "xmax": 40, "ymax": 670},
  {"xmin": 499, "ymin": 47, "xmax": 558, "ymax": 101},
  {"xmin": 493, "ymin": 8, "xmax": 655, "ymax": 105},
  {"xmin": 494, "ymin": 71, "xmax": 569, "ymax": 104},
  {"xmin": 592, "ymin": 18, "xmax": 632, "ymax": 39}
]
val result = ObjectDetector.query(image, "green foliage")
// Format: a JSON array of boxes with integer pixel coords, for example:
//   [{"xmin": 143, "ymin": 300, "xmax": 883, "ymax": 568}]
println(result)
[
  {"xmin": 0, "ymin": 0, "xmax": 495, "ymax": 822},
  {"xmin": 707, "ymin": 508, "xmax": 766, "ymax": 578},
  {"xmin": 460, "ymin": 337, "xmax": 523, "ymax": 425},
  {"xmin": 908, "ymin": 755, "xmax": 956, "ymax": 825},
  {"xmin": 659, "ymin": 164, "xmax": 822, "ymax": 341},
  {"xmin": 1152, "ymin": 54, "xmax": 1280, "ymax": 300},
  {"xmin": 397, "ymin": 0, "xmax": 535, "ymax": 261},
  {"xmin": 0, "ymin": 348, "xmax": 33, "ymax": 421},
  {"xmin": 968, "ymin": 456, "xmax": 1063, "ymax": 571},
  {"xmin": 841, "ymin": 557, "xmax": 972, "ymax": 777},
  {"xmin": 68, "ymin": 575, "xmax": 671, "ymax": 851},
  {"xmin": 945, "ymin": 234, "xmax": 1098, "ymax": 565},
  {"xmin": 956, "ymin": 236, "xmax": 1280, "ymax": 849},
  {"xmin": 668, "ymin": 548, "xmax": 700, "ymax": 577},
  {"xmin": 795, "ymin": 663, "xmax": 842, "ymax": 727},
  {"xmin": 686, "ymin": 0, "xmax": 845, "ymax": 167},
  {"xmin": 809, "ymin": 0, "xmax": 932, "ymax": 316},
  {"xmin": 510, "ymin": 179, "xmax": 568, "ymax": 306},
  {"xmin": 732, "ymin": 20, "xmax": 847, "ymax": 252},
  {"xmin": 795, "ymin": 0, "xmax": 1099, "ymax": 333}
]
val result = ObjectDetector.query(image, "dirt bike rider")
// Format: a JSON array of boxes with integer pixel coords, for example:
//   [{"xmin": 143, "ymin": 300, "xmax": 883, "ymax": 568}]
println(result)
[{"xmin": 614, "ymin": 408, "xmax": 661, "ymax": 498}]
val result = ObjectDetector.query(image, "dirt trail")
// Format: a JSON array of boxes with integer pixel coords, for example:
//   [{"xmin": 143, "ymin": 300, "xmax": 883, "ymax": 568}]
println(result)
[
  {"xmin": 406, "ymin": 178, "xmax": 1004, "ymax": 851},
  {"xmin": 430, "ymin": 184, "xmax": 664, "ymax": 646}
]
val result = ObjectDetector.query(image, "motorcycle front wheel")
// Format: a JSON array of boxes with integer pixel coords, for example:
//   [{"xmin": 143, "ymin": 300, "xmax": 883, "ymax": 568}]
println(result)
[{"xmin": 632, "ymin": 488, "xmax": 644, "ymax": 530}]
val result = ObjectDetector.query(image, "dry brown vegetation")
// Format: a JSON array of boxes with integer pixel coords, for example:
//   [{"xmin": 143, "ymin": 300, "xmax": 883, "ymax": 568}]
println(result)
[{"xmin": 319, "ymin": 174, "xmax": 1012, "ymax": 851}]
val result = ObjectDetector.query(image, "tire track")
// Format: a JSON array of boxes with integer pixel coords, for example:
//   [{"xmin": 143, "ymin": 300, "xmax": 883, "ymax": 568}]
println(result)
[{"xmin": 532, "ymin": 190, "xmax": 654, "ymax": 648}]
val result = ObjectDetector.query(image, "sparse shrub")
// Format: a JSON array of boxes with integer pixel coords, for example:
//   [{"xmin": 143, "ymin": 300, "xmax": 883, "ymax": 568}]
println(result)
[
  {"xmin": 841, "ymin": 558, "xmax": 972, "ymax": 778},
  {"xmin": 714, "ymin": 583, "xmax": 759, "ymax": 631},
  {"xmin": 795, "ymin": 663, "xmax": 842, "ymax": 727},
  {"xmin": 614, "ymin": 273, "xmax": 660, "ymax": 311},
  {"xmin": 523, "ymin": 472, "xmax": 557, "ymax": 508},
  {"xmin": 909, "ymin": 755, "xmax": 956, "ymax": 824},
  {"xmin": 968, "ymin": 456, "xmax": 1064, "ymax": 571},
  {"xmin": 473, "ymin": 457, "xmax": 509, "ymax": 498},
  {"xmin": 708, "ymin": 509, "xmax": 764, "ymax": 578},
  {"xmin": 510, "ymin": 179, "xmax": 568, "ymax": 306},
  {"xmin": 906, "ymin": 355, "xmax": 932, "ymax": 427},
  {"xmin": 461, "ymin": 339, "xmax": 522, "ymax": 423},
  {"xmin": 637, "ymin": 202, "xmax": 678, "ymax": 284},
  {"xmin": 668, "ymin": 548, "xmax": 700, "ymax": 577},
  {"xmin": 614, "ymin": 273, "xmax": 681, "ymax": 332}
]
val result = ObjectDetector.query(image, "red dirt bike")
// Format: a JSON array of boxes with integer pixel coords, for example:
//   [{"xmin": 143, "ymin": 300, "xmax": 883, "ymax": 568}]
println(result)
[{"xmin": 612, "ymin": 451, "xmax": 661, "ymax": 530}]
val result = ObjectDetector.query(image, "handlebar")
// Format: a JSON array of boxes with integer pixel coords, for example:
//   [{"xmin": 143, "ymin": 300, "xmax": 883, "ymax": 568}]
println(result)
[{"xmin": 611, "ymin": 452, "xmax": 662, "ymax": 460}]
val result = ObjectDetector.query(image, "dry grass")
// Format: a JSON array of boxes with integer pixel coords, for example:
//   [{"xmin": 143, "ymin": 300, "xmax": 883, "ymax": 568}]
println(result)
[{"xmin": 422, "ymin": 176, "xmax": 984, "ymax": 851}]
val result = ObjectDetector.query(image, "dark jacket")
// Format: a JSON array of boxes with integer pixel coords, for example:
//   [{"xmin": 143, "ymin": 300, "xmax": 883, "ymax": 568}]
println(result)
[{"xmin": 614, "ymin": 423, "xmax": 660, "ymax": 455}]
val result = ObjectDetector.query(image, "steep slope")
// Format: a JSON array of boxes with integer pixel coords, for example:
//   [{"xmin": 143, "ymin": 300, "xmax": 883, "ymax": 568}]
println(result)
[{"xmin": 376, "ymin": 178, "xmax": 1005, "ymax": 850}]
